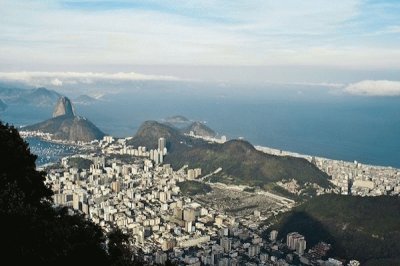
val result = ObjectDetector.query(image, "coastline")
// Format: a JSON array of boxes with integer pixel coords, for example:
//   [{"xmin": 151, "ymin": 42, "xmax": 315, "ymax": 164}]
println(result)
[{"xmin": 24, "ymin": 129, "xmax": 399, "ymax": 172}]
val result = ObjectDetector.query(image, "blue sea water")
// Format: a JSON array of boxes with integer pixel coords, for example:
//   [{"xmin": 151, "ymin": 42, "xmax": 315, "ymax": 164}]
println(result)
[
  {"xmin": 2, "ymin": 83, "xmax": 400, "ymax": 168},
  {"xmin": 25, "ymin": 137, "xmax": 83, "ymax": 166}
]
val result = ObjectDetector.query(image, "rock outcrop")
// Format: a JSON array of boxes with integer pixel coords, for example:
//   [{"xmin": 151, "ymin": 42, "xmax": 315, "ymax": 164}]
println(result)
[
  {"xmin": 53, "ymin": 96, "xmax": 75, "ymax": 118},
  {"xmin": 24, "ymin": 96, "xmax": 105, "ymax": 142}
]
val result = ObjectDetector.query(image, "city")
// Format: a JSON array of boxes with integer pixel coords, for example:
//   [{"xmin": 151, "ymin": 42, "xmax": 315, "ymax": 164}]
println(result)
[{"xmin": 35, "ymin": 131, "xmax": 384, "ymax": 265}]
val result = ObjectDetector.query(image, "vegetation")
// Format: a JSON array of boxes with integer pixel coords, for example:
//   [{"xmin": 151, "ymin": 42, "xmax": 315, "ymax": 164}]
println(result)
[
  {"xmin": 128, "ymin": 121, "xmax": 332, "ymax": 190},
  {"xmin": 68, "ymin": 157, "xmax": 93, "ymax": 169},
  {"xmin": 177, "ymin": 180, "xmax": 212, "ymax": 196},
  {"xmin": 24, "ymin": 115, "xmax": 105, "ymax": 142},
  {"xmin": 181, "ymin": 121, "xmax": 216, "ymax": 138},
  {"xmin": 270, "ymin": 194, "xmax": 400, "ymax": 264},
  {"xmin": 0, "ymin": 121, "xmax": 138, "ymax": 265}
]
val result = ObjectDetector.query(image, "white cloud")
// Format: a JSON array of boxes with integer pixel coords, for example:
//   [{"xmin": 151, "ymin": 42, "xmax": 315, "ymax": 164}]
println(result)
[
  {"xmin": 0, "ymin": 71, "xmax": 184, "ymax": 87},
  {"xmin": 51, "ymin": 78, "xmax": 63, "ymax": 86},
  {"xmin": 344, "ymin": 80, "xmax": 400, "ymax": 96}
]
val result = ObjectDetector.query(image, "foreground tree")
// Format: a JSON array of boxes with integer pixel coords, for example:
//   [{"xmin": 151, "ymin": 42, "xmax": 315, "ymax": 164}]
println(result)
[{"xmin": 0, "ymin": 122, "xmax": 139, "ymax": 265}]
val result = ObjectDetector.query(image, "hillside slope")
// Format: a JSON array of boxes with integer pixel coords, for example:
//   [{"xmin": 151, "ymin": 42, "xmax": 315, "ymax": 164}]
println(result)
[
  {"xmin": 271, "ymin": 194, "xmax": 400, "ymax": 264},
  {"xmin": 181, "ymin": 121, "xmax": 216, "ymax": 138},
  {"xmin": 24, "ymin": 96, "xmax": 105, "ymax": 142},
  {"xmin": 25, "ymin": 115, "xmax": 105, "ymax": 142},
  {"xmin": 128, "ymin": 121, "xmax": 331, "ymax": 189}
]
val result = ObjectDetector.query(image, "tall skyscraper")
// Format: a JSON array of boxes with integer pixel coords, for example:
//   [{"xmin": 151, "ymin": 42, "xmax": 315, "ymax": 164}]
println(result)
[
  {"xmin": 286, "ymin": 232, "xmax": 307, "ymax": 255},
  {"xmin": 158, "ymin": 137, "xmax": 166, "ymax": 153}
]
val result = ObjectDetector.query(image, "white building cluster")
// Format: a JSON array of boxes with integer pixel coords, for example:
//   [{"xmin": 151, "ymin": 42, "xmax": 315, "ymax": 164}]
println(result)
[
  {"xmin": 315, "ymin": 159, "xmax": 400, "ymax": 196},
  {"xmin": 100, "ymin": 136, "xmax": 167, "ymax": 164}
]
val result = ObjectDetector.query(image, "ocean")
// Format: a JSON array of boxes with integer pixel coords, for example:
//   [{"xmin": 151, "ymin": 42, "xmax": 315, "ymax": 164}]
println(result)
[
  {"xmin": 2, "ymin": 83, "xmax": 400, "ymax": 168},
  {"xmin": 25, "ymin": 137, "xmax": 84, "ymax": 166}
]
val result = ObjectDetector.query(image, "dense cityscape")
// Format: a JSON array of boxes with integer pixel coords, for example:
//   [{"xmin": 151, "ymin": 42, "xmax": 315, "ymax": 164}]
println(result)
[
  {"xmin": 2, "ymin": 0, "xmax": 400, "ymax": 265},
  {"xmin": 18, "ymin": 127, "xmax": 400, "ymax": 266}
]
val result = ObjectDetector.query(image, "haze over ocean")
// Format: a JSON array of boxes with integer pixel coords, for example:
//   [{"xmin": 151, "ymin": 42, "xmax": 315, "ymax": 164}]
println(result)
[{"xmin": 3, "ymin": 83, "xmax": 399, "ymax": 168}]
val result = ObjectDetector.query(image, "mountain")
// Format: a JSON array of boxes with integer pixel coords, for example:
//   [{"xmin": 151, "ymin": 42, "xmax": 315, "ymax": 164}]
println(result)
[
  {"xmin": 128, "ymin": 121, "xmax": 331, "ymax": 190},
  {"xmin": 53, "ymin": 96, "xmax": 75, "ymax": 118},
  {"xmin": 0, "ymin": 83, "xmax": 27, "ymax": 100},
  {"xmin": 0, "ymin": 85, "xmax": 60, "ymax": 107},
  {"xmin": 0, "ymin": 98, "xmax": 7, "ymax": 111},
  {"xmin": 74, "ymin": 94, "xmax": 98, "ymax": 105},
  {"xmin": 127, "ymin": 120, "xmax": 197, "ymax": 150},
  {"xmin": 270, "ymin": 194, "xmax": 400, "ymax": 265},
  {"xmin": 24, "ymin": 96, "xmax": 105, "ymax": 142},
  {"xmin": 16, "ymin": 87, "xmax": 61, "ymax": 107},
  {"xmin": 182, "ymin": 121, "xmax": 216, "ymax": 138}
]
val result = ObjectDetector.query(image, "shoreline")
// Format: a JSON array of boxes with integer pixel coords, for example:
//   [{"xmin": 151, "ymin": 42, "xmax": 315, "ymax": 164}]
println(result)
[
  {"xmin": 22, "ymin": 129, "xmax": 399, "ymax": 172},
  {"xmin": 254, "ymin": 145, "xmax": 399, "ymax": 171}
]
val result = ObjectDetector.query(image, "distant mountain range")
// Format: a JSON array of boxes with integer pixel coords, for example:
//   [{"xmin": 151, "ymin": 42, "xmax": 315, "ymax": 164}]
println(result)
[
  {"xmin": 128, "ymin": 121, "xmax": 331, "ymax": 193},
  {"xmin": 24, "ymin": 96, "xmax": 105, "ymax": 142},
  {"xmin": 74, "ymin": 94, "xmax": 98, "ymax": 105},
  {"xmin": 0, "ymin": 84, "xmax": 60, "ymax": 107},
  {"xmin": 271, "ymin": 194, "xmax": 400, "ymax": 265}
]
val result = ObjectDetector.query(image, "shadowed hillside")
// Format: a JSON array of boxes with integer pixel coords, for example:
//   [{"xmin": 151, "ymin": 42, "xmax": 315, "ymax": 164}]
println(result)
[{"xmin": 270, "ymin": 194, "xmax": 400, "ymax": 264}]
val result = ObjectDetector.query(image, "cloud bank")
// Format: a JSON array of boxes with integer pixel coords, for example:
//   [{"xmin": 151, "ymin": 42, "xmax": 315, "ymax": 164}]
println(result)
[
  {"xmin": 0, "ymin": 71, "xmax": 183, "ymax": 87},
  {"xmin": 344, "ymin": 80, "xmax": 400, "ymax": 96},
  {"xmin": 2, "ymin": 0, "xmax": 400, "ymax": 69}
]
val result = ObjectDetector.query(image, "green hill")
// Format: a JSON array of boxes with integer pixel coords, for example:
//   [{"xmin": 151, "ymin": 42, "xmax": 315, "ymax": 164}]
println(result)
[
  {"xmin": 270, "ymin": 194, "xmax": 400, "ymax": 264},
  {"xmin": 128, "ymin": 121, "xmax": 331, "ymax": 190},
  {"xmin": 24, "ymin": 115, "xmax": 105, "ymax": 142},
  {"xmin": 24, "ymin": 96, "xmax": 105, "ymax": 142},
  {"xmin": 181, "ymin": 121, "xmax": 216, "ymax": 138}
]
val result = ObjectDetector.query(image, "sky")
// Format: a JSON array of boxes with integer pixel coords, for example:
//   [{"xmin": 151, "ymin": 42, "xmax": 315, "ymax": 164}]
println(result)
[{"xmin": 1, "ymin": 0, "xmax": 400, "ymax": 95}]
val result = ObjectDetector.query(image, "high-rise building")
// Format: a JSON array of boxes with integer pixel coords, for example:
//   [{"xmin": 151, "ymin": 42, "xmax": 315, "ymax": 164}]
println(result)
[
  {"xmin": 155, "ymin": 251, "xmax": 168, "ymax": 265},
  {"xmin": 159, "ymin": 191, "xmax": 167, "ymax": 203},
  {"xmin": 72, "ymin": 193, "xmax": 80, "ymax": 211},
  {"xmin": 270, "ymin": 230, "xmax": 278, "ymax": 242},
  {"xmin": 220, "ymin": 237, "xmax": 232, "ymax": 252},
  {"xmin": 154, "ymin": 149, "xmax": 159, "ymax": 164},
  {"xmin": 297, "ymin": 238, "xmax": 307, "ymax": 255},
  {"xmin": 286, "ymin": 232, "xmax": 307, "ymax": 255},
  {"xmin": 111, "ymin": 181, "xmax": 121, "ymax": 193},
  {"xmin": 185, "ymin": 221, "xmax": 193, "ymax": 233},
  {"xmin": 158, "ymin": 137, "xmax": 166, "ymax": 153}
]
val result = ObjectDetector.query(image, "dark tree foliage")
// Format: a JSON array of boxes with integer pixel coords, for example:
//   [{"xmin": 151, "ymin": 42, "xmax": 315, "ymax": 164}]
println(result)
[
  {"xmin": 0, "ymin": 121, "xmax": 140, "ymax": 265},
  {"xmin": 108, "ymin": 228, "xmax": 133, "ymax": 265},
  {"xmin": 0, "ymin": 122, "xmax": 52, "ymax": 204},
  {"xmin": 270, "ymin": 194, "xmax": 400, "ymax": 264}
]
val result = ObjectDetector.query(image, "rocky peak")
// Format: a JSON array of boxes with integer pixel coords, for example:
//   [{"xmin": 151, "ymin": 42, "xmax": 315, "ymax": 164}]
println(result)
[{"xmin": 52, "ymin": 96, "xmax": 75, "ymax": 118}]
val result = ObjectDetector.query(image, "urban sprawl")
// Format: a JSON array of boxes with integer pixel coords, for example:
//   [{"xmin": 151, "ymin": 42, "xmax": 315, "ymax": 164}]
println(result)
[{"xmin": 20, "ymin": 130, "xmax": 400, "ymax": 266}]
